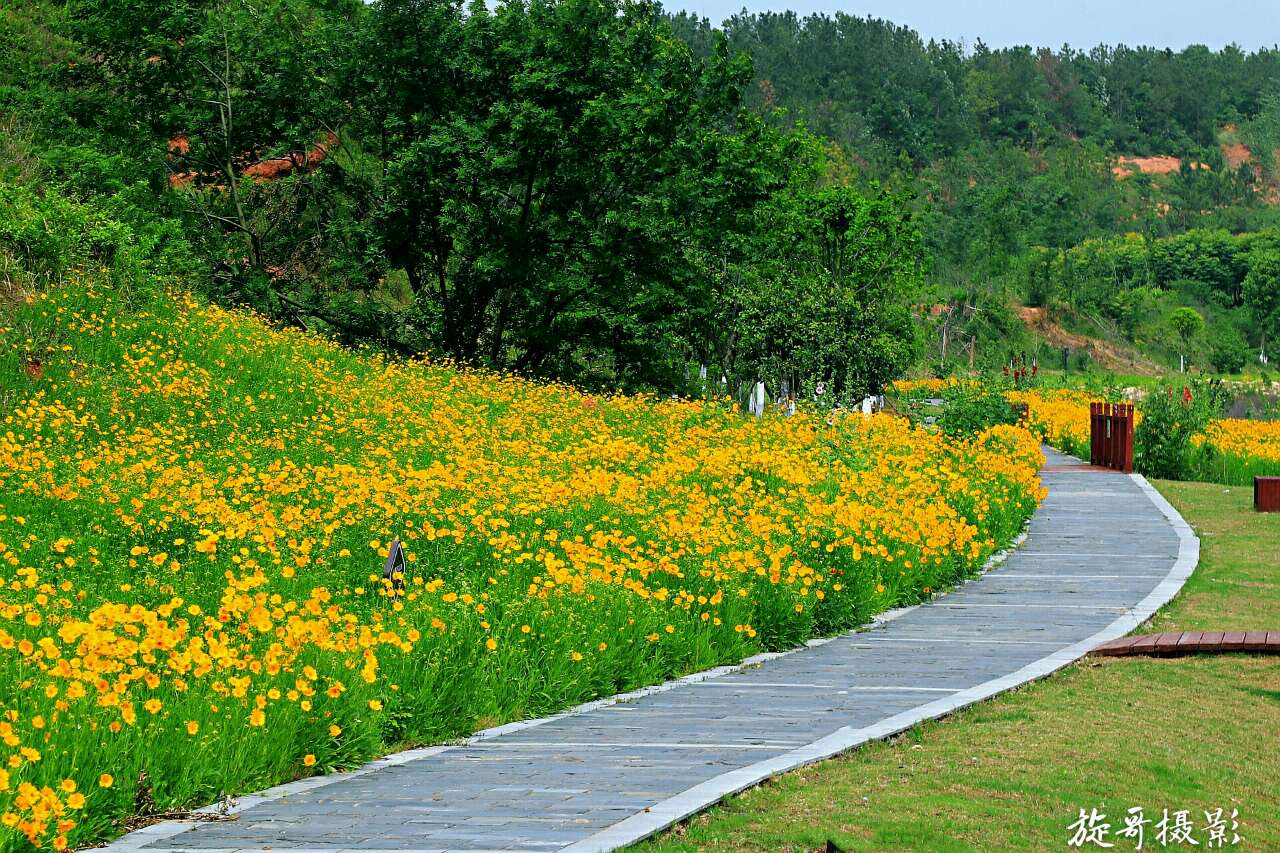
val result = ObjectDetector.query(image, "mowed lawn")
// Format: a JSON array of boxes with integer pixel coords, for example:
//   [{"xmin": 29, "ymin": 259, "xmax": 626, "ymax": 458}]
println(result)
[{"xmin": 638, "ymin": 481, "xmax": 1280, "ymax": 852}]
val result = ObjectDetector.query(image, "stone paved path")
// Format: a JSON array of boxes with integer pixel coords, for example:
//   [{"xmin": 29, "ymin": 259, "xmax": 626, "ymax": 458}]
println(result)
[{"xmin": 111, "ymin": 448, "xmax": 1196, "ymax": 853}]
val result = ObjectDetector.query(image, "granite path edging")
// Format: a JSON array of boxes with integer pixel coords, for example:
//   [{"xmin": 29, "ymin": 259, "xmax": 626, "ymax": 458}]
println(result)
[
  {"xmin": 97, "ymin": 459, "xmax": 1196, "ymax": 853},
  {"xmin": 559, "ymin": 472, "xmax": 1199, "ymax": 852},
  {"xmin": 95, "ymin": 517, "xmax": 1034, "ymax": 852}
]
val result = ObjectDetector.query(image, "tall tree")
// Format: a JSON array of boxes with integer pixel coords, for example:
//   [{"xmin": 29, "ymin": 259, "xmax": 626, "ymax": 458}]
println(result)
[
  {"xmin": 708, "ymin": 142, "xmax": 924, "ymax": 401},
  {"xmin": 1244, "ymin": 248, "xmax": 1280, "ymax": 363},
  {"xmin": 1167, "ymin": 306, "xmax": 1204, "ymax": 372},
  {"xmin": 68, "ymin": 0, "xmax": 360, "ymax": 286},
  {"xmin": 358, "ymin": 0, "xmax": 774, "ymax": 387}
]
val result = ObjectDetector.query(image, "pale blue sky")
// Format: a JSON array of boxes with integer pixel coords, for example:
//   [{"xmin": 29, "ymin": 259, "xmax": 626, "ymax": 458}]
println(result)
[{"xmin": 670, "ymin": 0, "xmax": 1280, "ymax": 51}]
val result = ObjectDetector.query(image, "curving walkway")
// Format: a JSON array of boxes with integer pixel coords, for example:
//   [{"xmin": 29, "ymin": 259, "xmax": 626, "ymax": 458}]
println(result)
[{"xmin": 107, "ymin": 448, "xmax": 1197, "ymax": 853}]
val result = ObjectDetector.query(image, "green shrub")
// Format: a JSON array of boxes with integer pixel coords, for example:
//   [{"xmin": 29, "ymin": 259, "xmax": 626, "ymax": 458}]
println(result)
[
  {"xmin": 0, "ymin": 181, "xmax": 132, "ymax": 279},
  {"xmin": 0, "ymin": 178, "xmax": 191, "ymax": 293},
  {"xmin": 1209, "ymin": 326, "xmax": 1250, "ymax": 374},
  {"xmin": 1135, "ymin": 381, "xmax": 1224, "ymax": 480},
  {"xmin": 936, "ymin": 378, "xmax": 1019, "ymax": 437}
]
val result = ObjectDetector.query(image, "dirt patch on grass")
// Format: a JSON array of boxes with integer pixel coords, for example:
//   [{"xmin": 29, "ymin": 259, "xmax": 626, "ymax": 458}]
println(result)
[
  {"xmin": 1223, "ymin": 142, "xmax": 1253, "ymax": 170},
  {"xmin": 1113, "ymin": 155, "xmax": 1207, "ymax": 177},
  {"xmin": 1016, "ymin": 306, "xmax": 1161, "ymax": 374}
]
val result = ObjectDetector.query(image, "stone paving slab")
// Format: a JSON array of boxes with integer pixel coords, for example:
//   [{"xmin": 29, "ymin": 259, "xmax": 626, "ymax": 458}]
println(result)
[{"xmin": 105, "ymin": 447, "xmax": 1198, "ymax": 853}]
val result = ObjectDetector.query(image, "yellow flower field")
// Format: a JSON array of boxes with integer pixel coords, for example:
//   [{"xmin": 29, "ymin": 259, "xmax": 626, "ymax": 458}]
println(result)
[
  {"xmin": 1009, "ymin": 389, "xmax": 1280, "ymax": 482},
  {"xmin": 0, "ymin": 280, "xmax": 1045, "ymax": 851},
  {"xmin": 888, "ymin": 377, "xmax": 974, "ymax": 395},
  {"xmin": 1203, "ymin": 418, "xmax": 1280, "ymax": 463},
  {"xmin": 1007, "ymin": 388, "xmax": 1101, "ymax": 458}
]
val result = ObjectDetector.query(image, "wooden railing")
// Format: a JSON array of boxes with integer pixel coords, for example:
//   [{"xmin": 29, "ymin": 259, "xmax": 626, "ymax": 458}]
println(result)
[{"xmin": 1089, "ymin": 402, "xmax": 1134, "ymax": 473}]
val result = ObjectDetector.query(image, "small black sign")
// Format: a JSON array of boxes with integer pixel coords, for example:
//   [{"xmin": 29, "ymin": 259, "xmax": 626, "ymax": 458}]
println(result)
[{"xmin": 382, "ymin": 538, "xmax": 407, "ymax": 596}]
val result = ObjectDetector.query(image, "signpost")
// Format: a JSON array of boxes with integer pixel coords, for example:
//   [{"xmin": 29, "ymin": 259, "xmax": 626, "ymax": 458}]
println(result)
[{"xmin": 383, "ymin": 538, "xmax": 407, "ymax": 596}]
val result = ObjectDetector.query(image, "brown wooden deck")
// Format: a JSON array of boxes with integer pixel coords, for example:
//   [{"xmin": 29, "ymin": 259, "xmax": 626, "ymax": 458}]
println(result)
[{"xmin": 1092, "ymin": 631, "xmax": 1280, "ymax": 657}]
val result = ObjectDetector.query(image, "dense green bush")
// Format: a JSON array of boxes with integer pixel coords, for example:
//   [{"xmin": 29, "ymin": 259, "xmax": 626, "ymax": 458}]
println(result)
[
  {"xmin": 935, "ymin": 378, "xmax": 1020, "ymax": 437},
  {"xmin": 1210, "ymin": 325, "xmax": 1251, "ymax": 373},
  {"xmin": 0, "ymin": 181, "xmax": 134, "ymax": 279},
  {"xmin": 1134, "ymin": 382, "xmax": 1225, "ymax": 479},
  {"xmin": 0, "ymin": 176, "xmax": 197, "ymax": 296}
]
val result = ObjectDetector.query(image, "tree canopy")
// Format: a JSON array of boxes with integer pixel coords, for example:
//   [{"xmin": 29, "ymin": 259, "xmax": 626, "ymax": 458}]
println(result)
[{"xmin": 7, "ymin": 0, "xmax": 1280, "ymax": 384}]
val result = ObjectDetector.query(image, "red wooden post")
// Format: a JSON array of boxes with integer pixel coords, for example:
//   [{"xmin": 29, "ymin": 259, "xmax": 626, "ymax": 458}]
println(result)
[
  {"xmin": 1117, "ymin": 405, "xmax": 1126, "ymax": 472},
  {"xmin": 1256, "ymin": 477, "xmax": 1280, "ymax": 512},
  {"xmin": 1122, "ymin": 404, "xmax": 1134, "ymax": 473}
]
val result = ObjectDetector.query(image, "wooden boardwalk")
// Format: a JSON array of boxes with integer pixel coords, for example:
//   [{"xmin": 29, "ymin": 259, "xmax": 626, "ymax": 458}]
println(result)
[
  {"xmin": 1093, "ymin": 630, "xmax": 1280, "ymax": 656},
  {"xmin": 106, "ymin": 448, "xmax": 1199, "ymax": 853}
]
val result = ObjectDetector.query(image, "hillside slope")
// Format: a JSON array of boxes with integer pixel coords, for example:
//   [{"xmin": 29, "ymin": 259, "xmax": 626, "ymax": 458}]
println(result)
[
  {"xmin": 0, "ymin": 277, "xmax": 1044, "ymax": 851},
  {"xmin": 1016, "ymin": 306, "xmax": 1163, "ymax": 374}
]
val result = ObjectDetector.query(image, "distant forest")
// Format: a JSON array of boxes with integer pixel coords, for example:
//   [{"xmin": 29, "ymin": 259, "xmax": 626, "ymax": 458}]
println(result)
[
  {"xmin": 670, "ymin": 11, "xmax": 1280, "ymax": 161},
  {"xmin": 663, "ymin": 11, "xmax": 1280, "ymax": 370},
  {"xmin": 4, "ymin": 1, "xmax": 1280, "ymax": 387}
]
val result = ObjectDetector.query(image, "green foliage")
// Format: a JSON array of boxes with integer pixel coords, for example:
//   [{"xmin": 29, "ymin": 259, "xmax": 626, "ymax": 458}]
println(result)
[
  {"xmin": 7, "ymin": 0, "xmax": 1280, "ymax": 391},
  {"xmin": 64, "ymin": 0, "xmax": 364, "ymax": 306},
  {"xmin": 1167, "ymin": 306, "xmax": 1205, "ymax": 358},
  {"xmin": 1243, "ymin": 247, "xmax": 1280, "ymax": 354},
  {"xmin": 934, "ymin": 379, "xmax": 1019, "ymax": 437},
  {"xmin": 1241, "ymin": 82, "xmax": 1280, "ymax": 184},
  {"xmin": 0, "ymin": 121, "xmax": 195, "ymax": 293},
  {"xmin": 360, "ymin": 0, "xmax": 763, "ymax": 387},
  {"xmin": 3, "ymin": 0, "xmax": 927, "ymax": 395},
  {"xmin": 1134, "ymin": 382, "xmax": 1224, "ymax": 480},
  {"xmin": 0, "ymin": 181, "xmax": 151, "ymax": 291},
  {"xmin": 712, "ymin": 170, "xmax": 925, "ymax": 400},
  {"xmin": 1018, "ymin": 229, "xmax": 1280, "ymax": 370},
  {"xmin": 666, "ymin": 14, "xmax": 1280, "ymax": 377},
  {"xmin": 1209, "ymin": 324, "xmax": 1251, "ymax": 373},
  {"xmin": 672, "ymin": 12, "xmax": 1280, "ymax": 165}
]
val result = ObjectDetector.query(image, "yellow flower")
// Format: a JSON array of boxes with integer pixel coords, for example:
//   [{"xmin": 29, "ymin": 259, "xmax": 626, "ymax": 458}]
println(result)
[
  {"xmin": 98, "ymin": 774, "xmax": 113, "ymax": 789},
  {"xmin": 0, "ymin": 277, "xmax": 1061, "ymax": 853},
  {"xmin": 303, "ymin": 754, "xmax": 317, "ymax": 767}
]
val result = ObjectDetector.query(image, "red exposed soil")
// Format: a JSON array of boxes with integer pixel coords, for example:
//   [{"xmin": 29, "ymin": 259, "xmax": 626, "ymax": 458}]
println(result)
[
  {"xmin": 1222, "ymin": 142, "xmax": 1252, "ymax": 170},
  {"xmin": 168, "ymin": 132, "xmax": 337, "ymax": 189},
  {"xmin": 1112, "ymin": 155, "xmax": 1208, "ymax": 178}
]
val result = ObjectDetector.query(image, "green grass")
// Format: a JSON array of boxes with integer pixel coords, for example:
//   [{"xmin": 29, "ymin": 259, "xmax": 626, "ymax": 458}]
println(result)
[
  {"xmin": 1192, "ymin": 451, "xmax": 1280, "ymax": 489},
  {"xmin": 637, "ymin": 481, "xmax": 1280, "ymax": 852}
]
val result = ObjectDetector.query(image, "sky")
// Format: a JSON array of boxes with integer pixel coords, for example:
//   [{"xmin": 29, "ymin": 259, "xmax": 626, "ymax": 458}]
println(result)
[{"xmin": 669, "ymin": 0, "xmax": 1280, "ymax": 52}]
